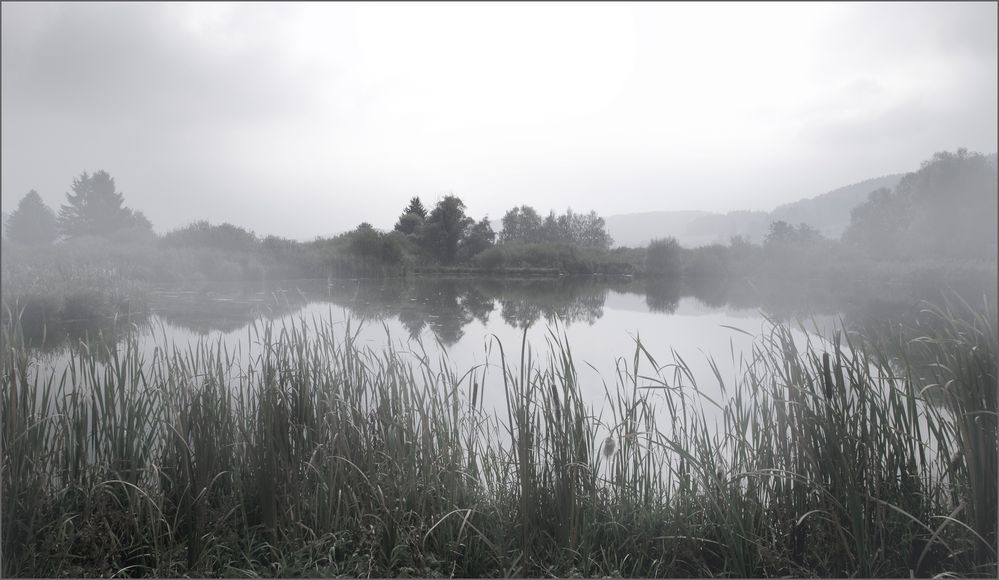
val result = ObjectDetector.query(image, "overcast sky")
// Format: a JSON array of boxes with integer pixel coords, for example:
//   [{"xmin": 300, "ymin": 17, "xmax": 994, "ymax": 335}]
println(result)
[{"xmin": 2, "ymin": 2, "xmax": 996, "ymax": 239}]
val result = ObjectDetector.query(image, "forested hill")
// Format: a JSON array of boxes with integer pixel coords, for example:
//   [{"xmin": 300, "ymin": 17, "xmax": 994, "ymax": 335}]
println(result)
[
  {"xmin": 769, "ymin": 173, "xmax": 905, "ymax": 239},
  {"xmin": 605, "ymin": 173, "xmax": 905, "ymax": 248}
]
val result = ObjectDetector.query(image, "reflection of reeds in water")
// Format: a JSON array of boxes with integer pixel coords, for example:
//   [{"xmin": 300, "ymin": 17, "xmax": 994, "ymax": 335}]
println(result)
[
  {"xmin": 1, "ymin": 298, "xmax": 995, "ymax": 577},
  {"xmin": 0, "ymin": 264, "xmax": 148, "ymax": 351}
]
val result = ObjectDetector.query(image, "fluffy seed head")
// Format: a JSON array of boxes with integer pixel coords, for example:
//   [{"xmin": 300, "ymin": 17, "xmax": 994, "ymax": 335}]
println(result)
[{"xmin": 602, "ymin": 435, "xmax": 616, "ymax": 458}]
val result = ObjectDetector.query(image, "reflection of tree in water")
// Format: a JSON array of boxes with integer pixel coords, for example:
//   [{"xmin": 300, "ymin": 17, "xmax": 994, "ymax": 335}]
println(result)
[
  {"xmin": 500, "ymin": 298, "xmax": 542, "ymax": 329},
  {"xmin": 321, "ymin": 277, "xmax": 608, "ymax": 341},
  {"xmin": 397, "ymin": 308, "xmax": 427, "ymax": 340},
  {"xmin": 323, "ymin": 279, "xmax": 434, "ymax": 341},
  {"xmin": 152, "ymin": 287, "xmax": 311, "ymax": 335},
  {"xmin": 461, "ymin": 286, "xmax": 495, "ymax": 325},
  {"xmin": 498, "ymin": 279, "xmax": 607, "ymax": 329},
  {"xmin": 333, "ymin": 278, "xmax": 488, "ymax": 345},
  {"xmin": 548, "ymin": 288, "xmax": 605, "ymax": 325},
  {"xmin": 685, "ymin": 272, "xmax": 730, "ymax": 308},
  {"xmin": 421, "ymin": 280, "xmax": 475, "ymax": 346},
  {"xmin": 718, "ymin": 277, "xmax": 854, "ymax": 320},
  {"xmin": 17, "ymin": 270, "xmax": 993, "ymax": 367},
  {"xmin": 11, "ymin": 314, "xmax": 149, "ymax": 362},
  {"xmin": 644, "ymin": 278, "xmax": 681, "ymax": 314}
]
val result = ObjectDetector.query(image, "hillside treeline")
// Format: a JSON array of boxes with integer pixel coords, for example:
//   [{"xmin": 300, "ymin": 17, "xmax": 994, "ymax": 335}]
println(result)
[
  {"xmin": 642, "ymin": 149, "xmax": 997, "ymax": 294},
  {"xmin": 2, "ymin": 173, "xmax": 623, "ymax": 281},
  {"xmin": 2, "ymin": 149, "xmax": 995, "ymax": 288}
]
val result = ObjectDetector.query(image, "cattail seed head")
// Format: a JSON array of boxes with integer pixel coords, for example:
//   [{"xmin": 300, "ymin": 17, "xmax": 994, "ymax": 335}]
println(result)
[{"xmin": 602, "ymin": 435, "xmax": 616, "ymax": 458}]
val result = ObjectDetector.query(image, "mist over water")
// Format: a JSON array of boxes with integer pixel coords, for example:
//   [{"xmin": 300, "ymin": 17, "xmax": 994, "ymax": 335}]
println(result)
[
  {"xmin": 19, "ymin": 275, "xmax": 972, "ymax": 409},
  {"xmin": 2, "ymin": 3, "xmax": 996, "ymax": 578}
]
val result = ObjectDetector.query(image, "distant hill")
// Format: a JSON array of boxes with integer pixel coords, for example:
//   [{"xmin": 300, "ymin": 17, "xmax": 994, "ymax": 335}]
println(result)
[
  {"xmin": 605, "ymin": 172, "xmax": 907, "ymax": 248},
  {"xmin": 769, "ymin": 173, "xmax": 905, "ymax": 240},
  {"xmin": 683, "ymin": 210, "xmax": 771, "ymax": 246},
  {"xmin": 600, "ymin": 210, "xmax": 714, "ymax": 248}
]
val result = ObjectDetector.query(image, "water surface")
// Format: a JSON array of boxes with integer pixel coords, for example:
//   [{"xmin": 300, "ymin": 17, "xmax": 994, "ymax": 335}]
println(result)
[{"xmin": 24, "ymin": 276, "xmax": 870, "ymax": 423}]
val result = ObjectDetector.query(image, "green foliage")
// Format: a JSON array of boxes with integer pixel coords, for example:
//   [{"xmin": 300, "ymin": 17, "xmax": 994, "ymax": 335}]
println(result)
[
  {"xmin": 404, "ymin": 196, "xmax": 428, "ymax": 220},
  {"xmin": 260, "ymin": 234, "xmax": 306, "ymax": 262},
  {"xmin": 845, "ymin": 149, "xmax": 998, "ymax": 259},
  {"xmin": 567, "ymin": 209, "xmax": 614, "ymax": 249},
  {"xmin": 420, "ymin": 195, "xmax": 473, "ymax": 264},
  {"xmin": 473, "ymin": 242, "xmax": 633, "ymax": 275},
  {"xmin": 500, "ymin": 205, "xmax": 544, "ymax": 243},
  {"xmin": 5, "ymin": 190, "xmax": 58, "ymax": 245},
  {"xmin": 393, "ymin": 212, "xmax": 424, "ymax": 237},
  {"xmin": 0, "ymin": 240, "xmax": 149, "ymax": 348},
  {"xmin": 472, "ymin": 245, "xmax": 506, "ymax": 269},
  {"xmin": 764, "ymin": 220, "xmax": 824, "ymax": 246},
  {"xmin": 458, "ymin": 217, "xmax": 496, "ymax": 261},
  {"xmin": 58, "ymin": 171, "xmax": 152, "ymax": 239},
  {"xmin": 843, "ymin": 187, "xmax": 907, "ymax": 259},
  {"xmin": 161, "ymin": 220, "xmax": 260, "ymax": 253},
  {"xmin": 312, "ymin": 224, "xmax": 411, "ymax": 279},
  {"xmin": 645, "ymin": 236, "xmax": 682, "ymax": 278},
  {"xmin": 394, "ymin": 197, "xmax": 428, "ymax": 235},
  {"xmin": 346, "ymin": 222, "xmax": 405, "ymax": 265},
  {"xmin": 7, "ymin": 169, "xmax": 623, "ymax": 277},
  {"xmin": 2, "ymin": 302, "xmax": 996, "ymax": 577},
  {"xmin": 501, "ymin": 206, "xmax": 613, "ymax": 249}
]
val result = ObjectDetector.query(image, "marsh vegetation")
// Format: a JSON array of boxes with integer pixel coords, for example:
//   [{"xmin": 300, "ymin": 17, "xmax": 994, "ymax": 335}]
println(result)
[
  {"xmin": 2, "ymin": 150, "xmax": 996, "ymax": 577},
  {"xmin": 2, "ymin": 292, "xmax": 996, "ymax": 577}
]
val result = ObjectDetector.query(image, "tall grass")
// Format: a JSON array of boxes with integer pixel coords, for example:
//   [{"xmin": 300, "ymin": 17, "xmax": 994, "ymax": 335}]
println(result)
[{"xmin": 1, "ymin": 298, "xmax": 995, "ymax": 577}]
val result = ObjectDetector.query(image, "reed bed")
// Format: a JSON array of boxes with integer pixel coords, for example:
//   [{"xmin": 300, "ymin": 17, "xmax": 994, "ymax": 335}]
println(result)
[
  {"xmin": 1, "ymin": 298, "xmax": 996, "ymax": 577},
  {"xmin": 0, "ymin": 245, "xmax": 148, "ymax": 347}
]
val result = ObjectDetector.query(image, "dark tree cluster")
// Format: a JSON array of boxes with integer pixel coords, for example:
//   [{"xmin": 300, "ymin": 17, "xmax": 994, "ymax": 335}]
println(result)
[
  {"xmin": 631, "ymin": 150, "xmax": 997, "ymax": 310},
  {"xmin": 393, "ymin": 197, "xmax": 427, "ymax": 236},
  {"xmin": 844, "ymin": 149, "xmax": 998, "ymax": 260},
  {"xmin": 58, "ymin": 171, "xmax": 152, "ymax": 239},
  {"xmin": 161, "ymin": 220, "xmax": 260, "ymax": 253},
  {"xmin": 390, "ymin": 194, "xmax": 495, "ymax": 265},
  {"xmin": 323, "ymin": 277, "xmax": 611, "ymax": 345},
  {"xmin": 4, "ymin": 170, "xmax": 153, "ymax": 245},
  {"xmin": 764, "ymin": 221, "xmax": 824, "ymax": 247},
  {"xmin": 5, "ymin": 190, "xmax": 58, "ymax": 245},
  {"xmin": 645, "ymin": 236, "xmax": 683, "ymax": 278},
  {"xmin": 346, "ymin": 222, "xmax": 405, "ymax": 265},
  {"xmin": 499, "ymin": 206, "xmax": 612, "ymax": 249}
]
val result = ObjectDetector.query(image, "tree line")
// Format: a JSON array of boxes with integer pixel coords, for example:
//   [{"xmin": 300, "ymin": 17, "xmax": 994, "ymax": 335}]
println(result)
[
  {"xmin": 375, "ymin": 195, "xmax": 614, "ymax": 266},
  {"xmin": 2, "ymin": 171, "xmax": 617, "ymax": 276},
  {"xmin": 5, "ymin": 171, "xmax": 152, "ymax": 245},
  {"xmin": 5, "ymin": 149, "xmax": 995, "ymax": 278},
  {"xmin": 644, "ymin": 149, "xmax": 997, "ymax": 280}
]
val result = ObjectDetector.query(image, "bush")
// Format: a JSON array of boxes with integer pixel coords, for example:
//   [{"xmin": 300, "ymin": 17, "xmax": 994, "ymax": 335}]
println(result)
[
  {"xmin": 646, "ymin": 237, "xmax": 682, "ymax": 278},
  {"xmin": 473, "ymin": 246, "xmax": 506, "ymax": 269},
  {"xmin": 162, "ymin": 221, "xmax": 260, "ymax": 253}
]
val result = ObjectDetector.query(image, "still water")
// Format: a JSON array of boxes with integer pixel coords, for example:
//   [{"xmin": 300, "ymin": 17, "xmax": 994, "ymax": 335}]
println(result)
[
  {"xmin": 25, "ymin": 276, "xmax": 871, "ymax": 428},
  {"xmin": 11, "ymin": 274, "xmax": 983, "ymax": 484}
]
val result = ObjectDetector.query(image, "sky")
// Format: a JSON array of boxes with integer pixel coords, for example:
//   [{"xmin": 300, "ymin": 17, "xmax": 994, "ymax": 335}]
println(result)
[{"xmin": 2, "ymin": 1, "xmax": 996, "ymax": 240}]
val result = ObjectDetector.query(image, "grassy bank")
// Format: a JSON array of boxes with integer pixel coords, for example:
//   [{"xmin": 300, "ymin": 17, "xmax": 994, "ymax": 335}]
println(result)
[
  {"xmin": 1, "ymin": 298, "xmax": 996, "ymax": 577},
  {"xmin": 0, "ymin": 242, "xmax": 149, "ymax": 347},
  {"xmin": 415, "ymin": 266, "xmax": 564, "ymax": 277}
]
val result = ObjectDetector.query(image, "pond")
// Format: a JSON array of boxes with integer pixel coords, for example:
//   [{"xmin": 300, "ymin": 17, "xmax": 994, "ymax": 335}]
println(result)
[
  {"xmin": 23, "ymin": 275, "xmax": 916, "ymax": 429},
  {"xmin": 12, "ymin": 272, "xmax": 990, "ymax": 492}
]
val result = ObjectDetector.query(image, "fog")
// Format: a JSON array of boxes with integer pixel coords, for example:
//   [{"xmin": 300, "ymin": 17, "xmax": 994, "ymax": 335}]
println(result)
[
  {"xmin": 2, "ymin": 2, "xmax": 996, "ymax": 239},
  {"xmin": 4, "ymin": 4, "xmax": 999, "ymax": 577}
]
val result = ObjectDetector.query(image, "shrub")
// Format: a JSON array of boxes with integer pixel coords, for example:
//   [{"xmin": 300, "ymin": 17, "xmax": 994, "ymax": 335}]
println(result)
[{"xmin": 646, "ymin": 237, "xmax": 682, "ymax": 278}]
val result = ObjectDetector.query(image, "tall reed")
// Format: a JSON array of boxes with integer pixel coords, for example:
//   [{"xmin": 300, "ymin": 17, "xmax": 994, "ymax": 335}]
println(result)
[{"xmin": 1, "ymin": 298, "xmax": 995, "ymax": 577}]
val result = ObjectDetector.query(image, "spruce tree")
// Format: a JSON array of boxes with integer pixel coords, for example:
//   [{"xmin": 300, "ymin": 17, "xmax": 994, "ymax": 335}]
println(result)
[{"xmin": 6, "ymin": 190, "xmax": 58, "ymax": 245}]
